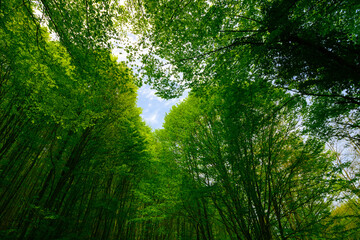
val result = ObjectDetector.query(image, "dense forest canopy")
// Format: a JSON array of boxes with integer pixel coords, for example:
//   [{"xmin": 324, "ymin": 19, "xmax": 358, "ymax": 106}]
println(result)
[
  {"xmin": 127, "ymin": 0, "xmax": 360, "ymax": 140},
  {"xmin": 0, "ymin": 0, "xmax": 359, "ymax": 239}
]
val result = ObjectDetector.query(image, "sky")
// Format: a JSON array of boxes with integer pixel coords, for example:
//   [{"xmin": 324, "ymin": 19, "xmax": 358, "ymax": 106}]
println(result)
[
  {"xmin": 112, "ymin": 41, "xmax": 189, "ymax": 130},
  {"xmin": 137, "ymin": 85, "xmax": 189, "ymax": 129},
  {"xmin": 37, "ymin": 0, "xmax": 187, "ymax": 130}
]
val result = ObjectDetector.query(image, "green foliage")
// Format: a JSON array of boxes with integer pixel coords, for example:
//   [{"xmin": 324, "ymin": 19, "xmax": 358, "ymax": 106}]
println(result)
[
  {"xmin": 159, "ymin": 80, "xmax": 342, "ymax": 239},
  {"xmin": 127, "ymin": 0, "xmax": 358, "ymax": 93},
  {"xmin": 1, "ymin": 0, "xmax": 359, "ymax": 239},
  {"xmin": 0, "ymin": 1, "xmax": 151, "ymax": 239},
  {"xmin": 126, "ymin": 0, "xmax": 360, "ymax": 142},
  {"xmin": 323, "ymin": 199, "xmax": 360, "ymax": 239}
]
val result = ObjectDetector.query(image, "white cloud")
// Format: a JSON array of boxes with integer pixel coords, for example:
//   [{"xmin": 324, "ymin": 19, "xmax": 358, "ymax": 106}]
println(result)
[
  {"xmin": 138, "ymin": 87, "xmax": 158, "ymax": 101},
  {"xmin": 136, "ymin": 85, "xmax": 189, "ymax": 129},
  {"xmin": 143, "ymin": 111, "xmax": 159, "ymax": 125},
  {"xmin": 138, "ymin": 85, "xmax": 167, "ymax": 102}
]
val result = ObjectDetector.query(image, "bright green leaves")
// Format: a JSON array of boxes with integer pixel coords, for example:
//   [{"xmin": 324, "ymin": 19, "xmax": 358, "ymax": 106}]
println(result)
[
  {"xmin": 158, "ymin": 81, "xmax": 341, "ymax": 239},
  {"xmin": 0, "ymin": 2, "xmax": 153, "ymax": 239},
  {"xmin": 35, "ymin": 0, "xmax": 122, "ymax": 51},
  {"xmin": 126, "ymin": 0, "xmax": 264, "ymax": 97},
  {"xmin": 2, "ymin": 0, "xmax": 360, "ymax": 239},
  {"xmin": 126, "ymin": 0, "xmax": 360, "ymax": 143},
  {"xmin": 1, "ymin": 1, "xmax": 136, "ymax": 131}
]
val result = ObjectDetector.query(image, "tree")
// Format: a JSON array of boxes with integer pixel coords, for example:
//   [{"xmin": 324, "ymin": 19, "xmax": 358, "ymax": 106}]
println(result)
[
  {"xmin": 127, "ymin": 0, "xmax": 359, "ymax": 96},
  {"xmin": 159, "ymin": 80, "xmax": 342, "ymax": 239},
  {"xmin": 324, "ymin": 199, "xmax": 360, "ymax": 239},
  {"xmin": 126, "ymin": 0, "xmax": 360, "ymax": 140},
  {"xmin": 0, "ymin": 1, "xmax": 152, "ymax": 239},
  {"xmin": 1, "ymin": 0, "xmax": 357, "ymax": 239}
]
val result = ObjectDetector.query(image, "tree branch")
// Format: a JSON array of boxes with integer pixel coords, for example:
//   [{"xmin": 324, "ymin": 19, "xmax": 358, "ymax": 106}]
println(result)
[
  {"xmin": 176, "ymin": 38, "xmax": 263, "ymax": 62},
  {"xmin": 234, "ymin": 15, "xmax": 262, "ymax": 24},
  {"xmin": 219, "ymin": 30, "xmax": 262, "ymax": 33},
  {"xmin": 280, "ymin": 87, "xmax": 360, "ymax": 105}
]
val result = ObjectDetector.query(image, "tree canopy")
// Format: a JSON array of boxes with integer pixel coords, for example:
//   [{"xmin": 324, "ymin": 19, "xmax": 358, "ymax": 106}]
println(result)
[
  {"xmin": 126, "ymin": 0, "xmax": 360, "ymax": 141},
  {"xmin": 127, "ymin": 0, "xmax": 359, "ymax": 97},
  {"xmin": 1, "ymin": 0, "xmax": 360, "ymax": 239}
]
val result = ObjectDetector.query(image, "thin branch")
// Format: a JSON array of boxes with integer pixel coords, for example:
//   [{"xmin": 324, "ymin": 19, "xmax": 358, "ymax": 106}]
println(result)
[
  {"xmin": 176, "ymin": 38, "xmax": 263, "ymax": 63},
  {"xmin": 280, "ymin": 86, "xmax": 360, "ymax": 105},
  {"xmin": 234, "ymin": 15, "xmax": 262, "ymax": 24},
  {"xmin": 219, "ymin": 29, "xmax": 262, "ymax": 33}
]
